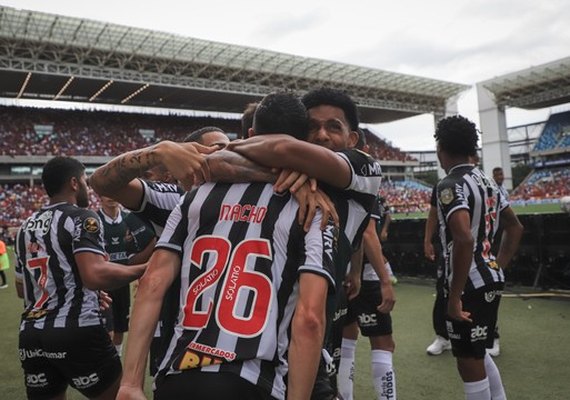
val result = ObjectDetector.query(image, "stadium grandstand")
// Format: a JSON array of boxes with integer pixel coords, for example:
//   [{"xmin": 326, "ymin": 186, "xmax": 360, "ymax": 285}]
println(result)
[{"xmin": 0, "ymin": 5, "xmax": 569, "ymax": 289}]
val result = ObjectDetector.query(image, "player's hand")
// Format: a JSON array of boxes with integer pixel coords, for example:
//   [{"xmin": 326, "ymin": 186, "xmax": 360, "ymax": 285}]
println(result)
[
  {"xmin": 447, "ymin": 298, "xmax": 472, "ymax": 323},
  {"xmin": 344, "ymin": 271, "xmax": 361, "ymax": 301},
  {"xmin": 98, "ymin": 290, "xmax": 112, "ymax": 312},
  {"xmin": 157, "ymin": 141, "xmax": 216, "ymax": 190},
  {"xmin": 116, "ymin": 385, "xmax": 147, "ymax": 400},
  {"xmin": 380, "ymin": 231, "xmax": 388, "ymax": 242},
  {"xmin": 377, "ymin": 281, "xmax": 395, "ymax": 314},
  {"xmin": 292, "ymin": 184, "xmax": 339, "ymax": 232},
  {"xmin": 274, "ymin": 170, "xmax": 315, "ymax": 194},
  {"xmin": 424, "ymin": 242, "xmax": 435, "ymax": 261}
]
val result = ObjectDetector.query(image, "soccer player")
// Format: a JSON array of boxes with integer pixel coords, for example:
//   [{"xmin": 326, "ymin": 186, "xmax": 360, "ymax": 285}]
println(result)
[
  {"xmin": 118, "ymin": 92, "xmax": 336, "ymax": 400},
  {"xmin": 97, "ymin": 195, "xmax": 140, "ymax": 355},
  {"xmin": 338, "ymin": 131, "xmax": 396, "ymax": 400},
  {"xmin": 424, "ymin": 184, "xmax": 452, "ymax": 356},
  {"xmin": 14, "ymin": 156, "xmax": 146, "ymax": 400},
  {"xmin": 434, "ymin": 116, "xmax": 523, "ymax": 400},
  {"xmin": 227, "ymin": 88, "xmax": 383, "ymax": 398}
]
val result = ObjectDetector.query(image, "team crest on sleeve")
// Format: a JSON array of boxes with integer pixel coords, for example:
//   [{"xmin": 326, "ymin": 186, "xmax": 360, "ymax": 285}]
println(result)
[
  {"xmin": 83, "ymin": 217, "xmax": 100, "ymax": 233},
  {"xmin": 440, "ymin": 188, "xmax": 454, "ymax": 205}
]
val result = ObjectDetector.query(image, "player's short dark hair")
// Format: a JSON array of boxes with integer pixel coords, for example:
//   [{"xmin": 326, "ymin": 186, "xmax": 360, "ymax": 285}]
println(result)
[
  {"xmin": 183, "ymin": 126, "xmax": 226, "ymax": 143},
  {"xmin": 301, "ymin": 87, "xmax": 359, "ymax": 131},
  {"xmin": 492, "ymin": 167, "xmax": 503, "ymax": 174},
  {"xmin": 434, "ymin": 115, "xmax": 478, "ymax": 157},
  {"xmin": 42, "ymin": 156, "xmax": 85, "ymax": 197},
  {"xmin": 241, "ymin": 102, "xmax": 258, "ymax": 139},
  {"xmin": 253, "ymin": 92, "xmax": 308, "ymax": 140}
]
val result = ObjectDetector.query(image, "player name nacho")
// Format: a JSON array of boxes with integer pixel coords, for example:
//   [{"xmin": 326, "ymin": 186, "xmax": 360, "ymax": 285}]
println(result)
[{"xmin": 219, "ymin": 204, "xmax": 267, "ymax": 224}]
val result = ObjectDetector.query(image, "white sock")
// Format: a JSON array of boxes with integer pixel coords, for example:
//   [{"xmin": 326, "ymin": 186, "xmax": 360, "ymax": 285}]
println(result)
[
  {"xmin": 371, "ymin": 349, "xmax": 396, "ymax": 400},
  {"xmin": 464, "ymin": 378, "xmax": 490, "ymax": 400},
  {"xmin": 484, "ymin": 354, "xmax": 506, "ymax": 399},
  {"xmin": 385, "ymin": 262, "xmax": 394, "ymax": 277},
  {"xmin": 115, "ymin": 344, "xmax": 123, "ymax": 356},
  {"xmin": 338, "ymin": 339, "xmax": 357, "ymax": 400}
]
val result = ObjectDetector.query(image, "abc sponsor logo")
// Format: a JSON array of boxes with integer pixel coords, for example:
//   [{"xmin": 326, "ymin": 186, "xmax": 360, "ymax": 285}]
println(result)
[
  {"xmin": 358, "ymin": 313, "xmax": 377, "ymax": 327},
  {"xmin": 26, "ymin": 373, "xmax": 48, "ymax": 388},
  {"xmin": 72, "ymin": 373, "xmax": 100, "ymax": 389},
  {"xmin": 470, "ymin": 325, "xmax": 488, "ymax": 342}
]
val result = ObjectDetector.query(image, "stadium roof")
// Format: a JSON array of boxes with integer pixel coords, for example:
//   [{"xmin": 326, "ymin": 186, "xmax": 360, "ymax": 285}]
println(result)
[
  {"xmin": 480, "ymin": 56, "xmax": 570, "ymax": 109},
  {"xmin": 0, "ymin": 6, "xmax": 468, "ymax": 123}
]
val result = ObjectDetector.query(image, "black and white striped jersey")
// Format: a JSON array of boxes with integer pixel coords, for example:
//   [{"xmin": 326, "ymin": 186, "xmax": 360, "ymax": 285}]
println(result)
[
  {"xmin": 322, "ymin": 149, "xmax": 383, "ymax": 281},
  {"xmin": 15, "ymin": 202, "xmax": 106, "ymax": 329},
  {"xmin": 436, "ymin": 164, "xmax": 509, "ymax": 292},
  {"xmin": 131, "ymin": 179, "xmax": 184, "ymax": 237},
  {"xmin": 155, "ymin": 182, "xmax": 336, "ymax": 400}
]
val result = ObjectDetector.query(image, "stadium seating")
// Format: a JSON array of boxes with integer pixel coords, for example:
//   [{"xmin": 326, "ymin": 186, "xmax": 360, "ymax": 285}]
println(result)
[
  {"xmin": 0, "ymin": 106, "xmax": 241, "ymax": 156},
  {"xmin": 532, "ymin": 110, "xmax": 570, "ymax": 152},
  {"xmin": 510, "ymin": 167, "xmax": 570, "ymax": 202}
]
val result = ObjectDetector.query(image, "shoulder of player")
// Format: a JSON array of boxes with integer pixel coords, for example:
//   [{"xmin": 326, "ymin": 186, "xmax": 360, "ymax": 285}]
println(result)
[{"xmin": 338, "ymin": 149, "xmax": 382, "ymax": 176}]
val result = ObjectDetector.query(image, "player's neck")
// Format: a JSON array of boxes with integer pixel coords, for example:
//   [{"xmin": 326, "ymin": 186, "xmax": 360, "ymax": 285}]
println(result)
[{"xmin": 49, "ymin": 193, "xmax": 76, "ymax": 206}]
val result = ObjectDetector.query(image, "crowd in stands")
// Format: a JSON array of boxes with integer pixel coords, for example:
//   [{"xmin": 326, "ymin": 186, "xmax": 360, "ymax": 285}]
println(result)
[
  {"xmin": 362, "ymin": 128, "xmax": 417, "ymax": 162},
  {"xmin": 510, "ymin": 167, "xmax": 570, "ymax": 202},
  {"xmin": 380, "ymin": 179, "xmax": 432, "ymax": 214},
  {"xmin": 0, "ymin": 183, "xmax": 102, "ymax": 243},
  {"xmin": 0, "ymin": 106, "xmax": 241, "ymax": 157}
]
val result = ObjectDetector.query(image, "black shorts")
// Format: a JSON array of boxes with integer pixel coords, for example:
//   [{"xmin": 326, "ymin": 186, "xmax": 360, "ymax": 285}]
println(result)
[
  {"xmin": 346, "ymin": 280, "xmax": 392, "ymax": 337},
  {"xmin": 154, "ymin": 370, "xmax": 272, "ymax": 400},
  {"xmin": 19, "ymin": 324, "xmax": 121, "ymax": 399},
  {"xmin": 446, "ymin": 283, "xmax": 503, "ymax": 359},
  {"xmin": 109, "ymin": 285, "xmax": 130, "ymax": 333}
]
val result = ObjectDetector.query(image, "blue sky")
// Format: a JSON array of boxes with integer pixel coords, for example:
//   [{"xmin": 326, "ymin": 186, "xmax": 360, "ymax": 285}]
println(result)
[{"xmin": 2, "ymin": 0, "xmax": 569, "ymax": 150}]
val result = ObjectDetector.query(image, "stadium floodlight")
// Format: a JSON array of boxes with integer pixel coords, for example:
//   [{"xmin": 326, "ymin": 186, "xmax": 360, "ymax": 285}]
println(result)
[
  {"xmin": 16, "ymin": 72, "xmax": 32, "ymax": 99},
  {"xmin": 89, "ymin": 80, "xmax": 114, "ymax": 102},
  {"xmin": 121, "ymin": 83, "xmax": 150, "ymax": 104},
  {"xmin": 53, "ymin": 76, "xmax": 75, "ymax": 101}
]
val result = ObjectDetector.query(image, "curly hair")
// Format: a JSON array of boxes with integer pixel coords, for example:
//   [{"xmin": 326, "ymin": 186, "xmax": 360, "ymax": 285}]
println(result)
[
  {"xmin": 434, "ymin": 115, "xmax": 479, "ymax": 157},
  {"xmin": 253, "ymin": 92, "xmax": 308, "ymax": 140},
  {"xmin": 301, "ymin": 87, "xmax": 359, "ymax": 131}
]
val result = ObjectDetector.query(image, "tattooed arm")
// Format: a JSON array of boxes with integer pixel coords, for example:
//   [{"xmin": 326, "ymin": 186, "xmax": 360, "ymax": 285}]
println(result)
[
  {"xmin": 204, "ymin": 149, "xmax": 276, "ymax": 184},
  {"xmin": 89, "ymin": 141, "xmax": 211, "ymax": 209}
]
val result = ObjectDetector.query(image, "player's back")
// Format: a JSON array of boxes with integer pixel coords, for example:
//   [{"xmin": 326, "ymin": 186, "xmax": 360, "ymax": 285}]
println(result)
[
  {"xmin": 157, "ymin": 181, "xmax": 335, "ymax": 399},
  {"xmin": 15, "ymin": 202, "xmax": 103, "ymax": 329}
]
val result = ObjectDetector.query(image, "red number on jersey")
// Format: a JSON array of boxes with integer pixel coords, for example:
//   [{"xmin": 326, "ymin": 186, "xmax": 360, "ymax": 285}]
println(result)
[
  {"xmin": 182, "ymin": 236, "xmax": 273, "ymax": 337},
  {"xmin": 26, "ymin": 256, "xmax": 50, "ymax": 309}
]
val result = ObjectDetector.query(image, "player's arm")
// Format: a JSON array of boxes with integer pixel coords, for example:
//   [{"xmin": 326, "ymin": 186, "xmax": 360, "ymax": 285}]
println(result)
[
  {"xmin": 118, "ymin": 249, "xmax": 180, "ymax": 400},
  {"xmin": 89, "ymin": 140, "xmax": 214, "ymax": 205},
  {"xmin": 495, "ymin": 207, "xmax": 523, "ymax": 269},
  {"xmin": 204, "ymin": 149, "xmax": 276, "ymax": 184},
  {"xmin": 447, "ymin": 209, "xmax": 474, "ymax": 322},
  {"xmin": 362, "ymin": 219, "xmax": 395, "ymax": 313},
  {"xmin": 344, "ymin": 246, "xmax": 363, "ymax": 301},
  {"xmin": 288, "ymin": 272, "xmax": 328, "ymax": 400},
  {"xmin": 226, "ymin": 134, "xmax": 353, "ymax": 189},
  {"xmin": 75, "ymin": 252, "xmax": 146, "ymax": 291},
  {"xmin": 128, "ymin": 237, "xmax": 157, "ymax": 265},
  {"xmin": 424, "ymin": 205, "xmax": 437, "ymax": 261}
]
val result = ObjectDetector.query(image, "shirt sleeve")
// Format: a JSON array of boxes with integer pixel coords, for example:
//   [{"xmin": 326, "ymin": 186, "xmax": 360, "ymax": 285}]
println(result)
[
  {"xmin": 336, "ymin": 149, "xmax": 382, "ymax": 196},
  {"xmin": 437, "ymin": 178, "xmax": 469, "ymax": 223},
  {"xmin": 71, "ymin": 210, "xmax": 107, "ymax": 256},
  {"xmin": 298, "ymin": 210, "xmax": 336, "ymax": 290},
  {"xmin": 155, "ymin": 192, "xmax": 191, "ymax": 255}
]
